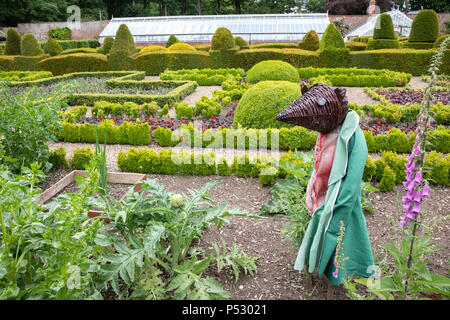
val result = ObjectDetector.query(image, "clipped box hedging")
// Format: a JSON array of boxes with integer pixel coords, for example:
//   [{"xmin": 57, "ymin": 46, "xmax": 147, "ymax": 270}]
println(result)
[
  {"xmin": 0, "ymin": 71, "xmax": 52, "ymax": 81},
  {"xmin": 14, "ymin": 55, "xmax": 49, "ymax": 71},
  {"xmin": 401, "ymin": 42, "xmax": 435, "ymax": 50},
  {"xmin": 39, "ymin": 39, "xmax": 100, "ymax": 51},
  {"xmin": 160, "ymin": 68, "xmax": 244, "ymax": 85},
  {"xmin": 366, "ymin": 39, "xmax": 400, "ymax": 50},
  {"xmin": 350, "ymin": 49, "xmax": 450, "ymax": 75},
  {"xmin": 234, "ymin": 48, "xmax": 318, "ymax": 70},
  {"xmin": 134, "ymin": 51, "xmax": 212, "ymax": 75},
  {"xmin": 345, "ymin": 41, "xmax": 367, "ymax": 51},
  {"xmin": 250, "ymin": 43, "xmax": 299, "ymax": 49},
  {"xmin": 37, "ymin": 53, "xmax": 107, "ymax": 75},
  {"xmin": 0, "ymin": 56, "xmax": 17, "ymax": 71},
  {"xmin": 210, "ymin": 46, "xmax": 240, "ymax": 69},
  {"xmin": 318, "ymin": 48, "xmax": 351, "ymax": 68},
  {"xmin": 60, "ymin": 119, "xmax": 150, "ymax": 146}
]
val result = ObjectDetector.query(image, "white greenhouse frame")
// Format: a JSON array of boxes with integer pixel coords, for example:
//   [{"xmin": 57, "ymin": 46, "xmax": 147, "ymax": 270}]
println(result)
[
  {"xmin": 99, "ymin": 13, "xmax": 330, "ymax": 44},
  {"xmin": 347, "ymin": 10, "xmax": 413, "ymax": 39}
]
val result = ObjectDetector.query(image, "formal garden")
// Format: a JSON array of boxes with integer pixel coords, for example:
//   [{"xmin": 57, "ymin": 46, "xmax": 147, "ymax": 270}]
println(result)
[{"xmin": 0, "ymin": 9, "xmax": 449, "ymax": 300}]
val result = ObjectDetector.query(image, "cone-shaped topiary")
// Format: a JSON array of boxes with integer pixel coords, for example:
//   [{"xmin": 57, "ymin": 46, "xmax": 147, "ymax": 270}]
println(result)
[
  {"xmin": 246, "ymin": 60, "xmax": 299, "ymax": 84},
  {"xmin": 4, "ymin": 28, "xmax": 21, "ymax": 55},
  {"xmin": 21, "ymin": 33, "xmax": 44, "ymax": 56},
  {"xmin": 233, "ymin": 80, "xmax": 301, "ymax": 129},
  {"xmin": 108, "ymin": 24, "xmax": 136, "ymax": 70},
  {"xmin": 234, "ymin": 36, "xmax": 249, "ymax": 50},
  {"xmin": 43, "ymin": 38, "xmax": 63, "ymax": 56},
  {"xmin": 167, "ymin": 43, "xmax": 196, "ymax": 51},
  {"xmin": 211, "ymin": 27, "xmax": 235, "ymax": 50},
  {"xmin": 100, "ymin": 36, "xmax": 114, "ymax": 54},
  {"xmin": 409, "ymin": 9, "xmax": 439, "ymax": 43},
  {"xmin": 373, "ymin": 13, "xmax": 397, "ymax": 40},
  {"xmin": 298, "ymin": 30, "xmax": 319, "ymax": 51},
  {"xmin": 319, "ymin": 23, "xmax": 345, "ymax": 50},
  {"xmin": 166, "ymin": 35, "xmax": 179, "ymax": 48}
]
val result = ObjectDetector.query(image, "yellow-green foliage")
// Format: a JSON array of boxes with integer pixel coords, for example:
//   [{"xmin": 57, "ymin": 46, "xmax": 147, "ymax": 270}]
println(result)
[
  {"xmin": 98, "ymin": 36, "xmax": 114, "ymax": 54},
  {"xmin": 345, "ymin": 41, "xmax": 367, "ymax": 51},
  {"xmin": 233, "ymin": 80, "xmax": 301, "ymax": 129},
  {"xmin": 434, "ymin": 35, "xmax": 450, "ymax": 49},
  {"xmin": 48, "ymin": 147, "xmax": 68, "ymax": 170},
  {"xmin": 4, "ymin": 28, "xmax": 21, "ymax": 55},
  {"xmin": 424, "ymin": 151, "xmax": 450, "ymax": 186},
  {"xmin": 298, "ymin": 30, "xmax": 319, "ymax": 51},
  {"xmin": 71, "ymin": 147, "xmax": 94, "ymax": 169},
  {"xmin": 134, "ymin": 51, "xmax": 211, "ymax": 75},
  {"xmin": 167, "ymin": 43, "xmax": 196, "ymax": 51},
  {"xmin": 319, "ymin": 23, "xmax": 345, "ymax": 50},
  {"xmin": 43, "ymin": 38, "xmax": 63, "ymax": 56},
  {"xmin": 363, "ymin": 157, "xmax": 376, "ymax": 182},
  {"xmin": 21, "ymin": 33, "xmax": 44, "ymax": 56},
  {"xmin": 409, "ymin": 9, "xmax": 439, "ymax": 43},
  {"xmin": 37, "ymin": 53, "xmax": 107, "ymax": 75},
  {"xmin": 234, "ymin": 36, "xmax": 249, "ymax": 50},
  {"xmin": 246, "ymin": 60, "xmax": 299, "ymax": 84},
  {"xmin": 379, "ymin": 166, "xmax": 396, "ymax": 192},
  {"xmin": 140, "ymin": 45, "xmax": 168, "ymax": 54},
  {"xmin": 211, "ymin": 27, "xmax": 235, "ymax": 50}
]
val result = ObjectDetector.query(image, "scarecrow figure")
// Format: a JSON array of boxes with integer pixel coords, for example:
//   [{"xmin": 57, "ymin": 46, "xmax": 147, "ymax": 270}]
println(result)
[{"xmin": 276, "ymin": 83, "xmax": 375, "ymax": 298}]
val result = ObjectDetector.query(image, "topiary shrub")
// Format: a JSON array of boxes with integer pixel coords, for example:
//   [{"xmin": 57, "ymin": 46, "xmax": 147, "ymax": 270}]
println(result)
[
  {"xmin": 409, "ymin": 9, "xmax": 439, "ymax": 43},
  {"xmin": 43, "ymin": 38, "xmax": 63, "ymax": 56},
  {"xmin": 167, "ymin": 43, "xmax": 196, "ymax": 51},
  {"xmin": 4, "ymin": 28, "xmax": 21, "ymax": 55},
  {"xmin": 298, "ymin": 30, "xmax": 319, "ymax": 51},
  {"xmin": 378, "ymin": 166, "xmax": 396, "ymax": 192},
  {"xmin": 235, "ymin": 36, "xmax": 249, "ymax": 50},
  {"xmin": 21, "ymin": 33, "xmax": 44, "ymax": 56},
  {"xmin": 211, "ymin": 27, "xmax": 235, "ymax": 50},
  {"xmin": 233, "ymin": 80, "xmax": 301, "ymax": 129},
  {"xmin": 345, "ymin": 41, "xmax": 367, "ymax": 51},
  {"xmin": 48, "ymin": 147, "xmax": 68, "ymax": 170},
  {"xmin": 373, "ymin": 13, "xmax": 397, "ymax": 40},
  {"xmin": 108, "ymin": 24, "xmax": 136, "ymax": 71},
  {"xmin": 367, "ymin": 39, "xmax": 400, "ymax": 50},
  {"xmin": 166, "ymin": 35, "xmax": 179, "ymax": 48},
  {"xmin": 319, "ymin": 23, "xmax": 345, "ymax": 50},
  {"xmin": 37, "ymin": 53, "xmax": 107, "ymax": 75},
  {"xmin": 98, "ymin": 36, "xmax": 114, "ymax": 54},
  {"xmin": 434, "ymin": 34, "xmax": 450, "ymax": 49},
  {"xmin": 139, "ymin": 45, "xmax": 168, "ymax": 54},
  {"xmin": 246, "ymin": 60, "xmax": 299, "ymax": 84}
]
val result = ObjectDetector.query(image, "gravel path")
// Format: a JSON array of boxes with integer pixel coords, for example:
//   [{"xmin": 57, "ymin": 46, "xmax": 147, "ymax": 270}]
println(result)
[
  {"xmin": 344, "ymin": 87, "xmax": 378, "ymax": 106},
  {"xmin": 181, "ymin": 85, "xmax": 222, "ymax": 106},
  {"xmin": 407, "ymin": 76, "xmax": 428, "ymax": 90}
]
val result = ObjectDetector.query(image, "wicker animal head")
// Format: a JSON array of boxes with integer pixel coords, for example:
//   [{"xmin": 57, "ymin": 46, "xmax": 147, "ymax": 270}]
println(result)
[{"xmin": 276, "ymin": 83, "xmax": 348, "ymax": 134}]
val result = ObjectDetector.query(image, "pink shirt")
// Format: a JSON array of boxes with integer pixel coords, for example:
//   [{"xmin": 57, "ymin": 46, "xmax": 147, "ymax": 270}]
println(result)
[{"xmin": 306, "ymin": 126, "xmax": 341, "ymax": 215}]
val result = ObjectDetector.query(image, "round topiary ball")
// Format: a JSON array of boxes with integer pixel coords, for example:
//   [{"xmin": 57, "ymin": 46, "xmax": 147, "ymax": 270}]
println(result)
[
  {"xmin": 233, "ymin": 80, "xmax": 302, "ymax": 129},
  {"xmin": 409, "ymin": 9, "xmax": 439, "ymax": 43},
  {"xmin": 373, "ymin": 13, "xmax": 397, "ymax": 40},
  {"xmin": 167, "ymin": 43, "xmax": 196, "ymax": 51},
  {"xmin": 246, "ymin": 60, "xmax": 299, "ymax": 84},
  {"xmin": 4, "ymin": 28, "xmax": 21, "ymax": 55},
  {"xmin": 211, "ymin": 27, "xmax": 235, "ymax": 50},
  {"xmin": 21, "ymin": 33, "xmax": 44, "ymax": 56},
  {"xmin": 319, "ymin": 23, "xmax": 345, "ymax": 50}
]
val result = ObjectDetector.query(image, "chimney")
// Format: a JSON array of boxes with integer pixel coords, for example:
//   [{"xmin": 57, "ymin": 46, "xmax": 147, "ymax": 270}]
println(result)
[{"xmin": 368, "ymin": 0, "xmax": 377, "ymax": 15}]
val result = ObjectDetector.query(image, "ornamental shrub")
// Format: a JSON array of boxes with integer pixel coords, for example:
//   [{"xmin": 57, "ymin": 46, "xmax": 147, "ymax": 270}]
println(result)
[
  {"xmin": 246, "ymin": 60, "xmax": 299, "ymax": 84},
  {"xmin": 167, "ymin": 43, "xmax": 196, "ymax": 51},
  {"xmin": 140, "ymin": 45, "xmax": 168, "ymax": 54},
  {"xmin": 211, "ymin": 27, "xmax": 235, "ymax": 50},
  {"xmin": 373, "ymin": 158, "xmax": 387, "ymax": 182},
  {"xmin": 21, "ymin": 33, "xmax": 44, "ymax": 56},
  {"xmin": 319, "ymin": 23, "xmax": 345, "ymax": 50},
  {"xmin": 233, "ymin": 80, "xmax": 301, "ymax": 129},
  {"xmin": 298, "ymin": 30, "xmax": 319, "ymax": 51},
  {"xmin": 235, "ymin": 36, "xmax": 249, "ymax": 50},
  {"xmin": 424, "ymin": 151, "xmax": 450, "ymax": 186},
  {"xmin": 367, "ymin": 39, "xmax": 400, "ymax": 50},
  {"xmin": 434, "ymin": 35, "xmax": 450, "ymax": 49},
  {"xmin": 379, "ymin": 166, "xmax": 396, "ymax": 192},
  {"xmin": 382, "ymin": 151, "xmax": 407, "ymax": 184},
  {"xmin": 48, "ymin": 147, "xmax": 68, "ymax": 170},
  {"xmin": 43, "ymin": 38, "xmax": 63, "ymax": 56},
  {"xmin": 363, "ymin": 157, "xmax": 376, "ymax": 182},
  {"xmin": 72, "ymin": 147, "xmax": 94, "ymax": 169},
  {"xmin": 4, "ymin": 28, "xmax": 21, "ymax": 55},
  {"xmin": 48, "ymin": 27, "xmax": 71, "ymax": 40},
  {"xmin": 175, "ymin": 102, "xmax": 194, "ymax": 119},
  {"xmin": 98, "ymin": 36, "xmax": 114, "ymax": 54},
  {"xmin": 217, "ymin": 157, "xmax": 231, "ymax": 176},
  {"xmin": 409, "ymin": 9, "xmax": 439, "ymax": 43},
  {"xmin": 108, "ymin": 24, "xmax": 136, "ymax": 71},
  {"xmin": 345, "ymin": 41, "xmax": 367, "ymax": 51},
  {"xmin": 37, "ymin": 53, "xmax": 107, "ymax": 75},
  {"xmin": 166, "ymin": 35, "xmax": 179, "ymax": 48},
  {"xmin": 373, "ymin": 13, "xmax": 397, "ymax": 40}
]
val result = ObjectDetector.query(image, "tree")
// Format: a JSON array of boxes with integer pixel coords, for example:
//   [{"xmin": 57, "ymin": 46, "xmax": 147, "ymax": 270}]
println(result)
[
  {"xmin": 326, "ymin": 0, "xmax": 369, "ymax": 15},
  {"xmin": 409, "ymin": 0, "xmax": 450, "ymax": 13},
  {"xmin": 304, "ymin": 0, "xmax": 327, "ymax": 13}
]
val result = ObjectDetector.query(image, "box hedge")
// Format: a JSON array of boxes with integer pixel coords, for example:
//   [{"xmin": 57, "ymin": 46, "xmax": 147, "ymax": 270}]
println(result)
[
  {"xmin": 21, "ymin": 33, "xmax": 44, "ymax": 56},
  {"xmin": 298, "ymin": 30, "xmax": 319, "ymax": 51},
  {"xmin": 246, "ymin": 60, "xmax": 299, "ymax": 84},
  {"xmin": 4, "ymin": 28, "xmax": 21, "ymax": 55},
  {"xmin": 71, "ymin": 147, "xmax": 94, "ymax": 170},
  {"xmin": 373, "ymin": 13, "xmax": 397, "ymax": 40},
  {"xmin": 14, "ymin": 55, "xmax": 49, "ymax": 71},
  {"xmin": 409, "ymin": 9, "xmax": 439, "ymax": 43},
  {"xmin": 0, "ymin": 56, "xmax": 17, "ymax": 71},
  {"xmin": 366, "ymin": 39, "xmax": 400, "ymax": 50},
  {"xmin": 234, "ymin": 48, "xmax": 318, "ymax": 70},
  {"xmin": 37, "ymin": 53, "xmax": 107, "ymax": 75},
  {"xmin": 134, "ymin": 51, "xmax": 211, "ymax": 75},
  {"xmin": 211, "ymin": 27, "xmax": 235, "ymax": 51},
  {"xmin": 43, "ymin": 38, "xmax": 63, "ymax": 56}
]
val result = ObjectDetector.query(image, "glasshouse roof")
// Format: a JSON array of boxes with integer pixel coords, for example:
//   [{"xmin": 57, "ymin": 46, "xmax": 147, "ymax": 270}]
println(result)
[
  {"xmin": 347, "ymin": 10, "xmax": 413, "ymax": 38},
  {"xmin": 99, "ymin": 13, "xmax": 330, "ymax": 44}
]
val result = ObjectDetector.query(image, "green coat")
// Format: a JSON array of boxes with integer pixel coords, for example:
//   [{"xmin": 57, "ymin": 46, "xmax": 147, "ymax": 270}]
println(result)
[{"xmin": 294, "ymin": 110, "xmax": 375, "ymax": 285}]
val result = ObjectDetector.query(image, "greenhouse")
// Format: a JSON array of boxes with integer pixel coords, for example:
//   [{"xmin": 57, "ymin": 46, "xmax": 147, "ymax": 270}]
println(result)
[
  {"xmin": 99, "ymin": 13, "xmax": 330, "ymax": 44},
  {"xmin": 347, "ymin": 10, "xmax": 413, "ymax": 39}
]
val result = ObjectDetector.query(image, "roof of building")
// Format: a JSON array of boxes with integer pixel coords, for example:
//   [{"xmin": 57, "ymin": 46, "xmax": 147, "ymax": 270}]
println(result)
[
  {"xmin": 346, "ymin": 10, "xmax": 413, "ymax": 38},
  {"xmin": 99, "ymin": 13, "xmax": 330, "ymax": 44}
]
